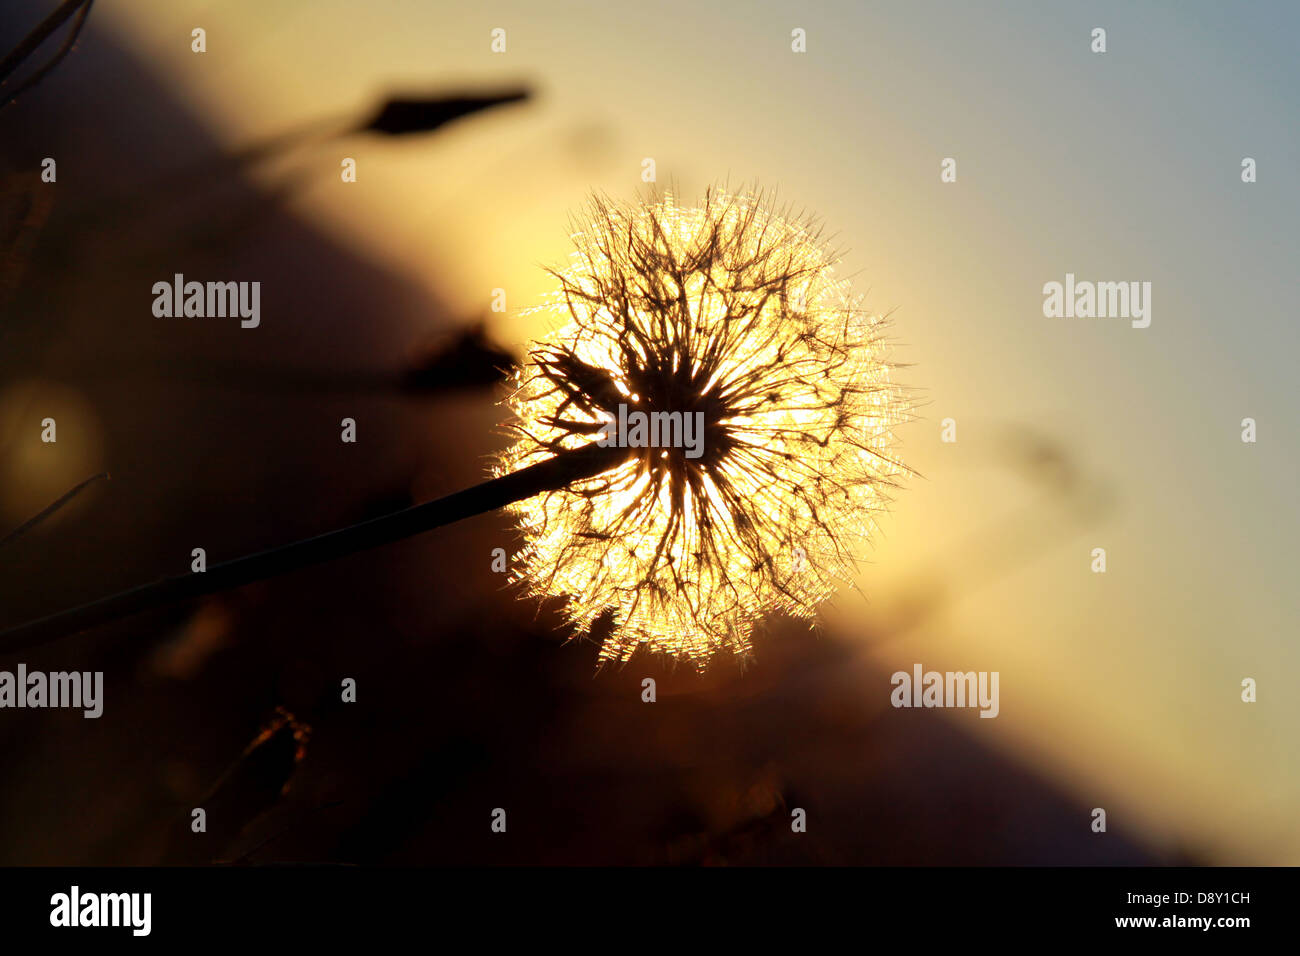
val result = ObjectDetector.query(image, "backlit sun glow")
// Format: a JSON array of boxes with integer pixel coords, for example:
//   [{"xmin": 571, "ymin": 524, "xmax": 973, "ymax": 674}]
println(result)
[{"xmin": 496, "ymin": 190, "xmax": 910, "ymax": 669}]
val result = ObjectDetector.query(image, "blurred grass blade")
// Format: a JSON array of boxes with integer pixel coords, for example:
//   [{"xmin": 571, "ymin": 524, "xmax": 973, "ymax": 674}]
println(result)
[
  {"xmin": 0, "ymin": 471, "xmax": 108, "ymax": 550},
  {"xmin": 0, "ymin": 0, "xmax": 94, "ymax": 110}
]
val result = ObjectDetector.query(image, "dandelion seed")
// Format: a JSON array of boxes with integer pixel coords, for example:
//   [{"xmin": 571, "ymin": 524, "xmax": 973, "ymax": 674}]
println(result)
[{"xmin": 497, "ymin": 189, "xmax": 911, "ymax": 669}]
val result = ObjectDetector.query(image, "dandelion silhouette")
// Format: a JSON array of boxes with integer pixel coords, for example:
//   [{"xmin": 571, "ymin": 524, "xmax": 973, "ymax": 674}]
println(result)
[
  {"xmin": 498, "ymin": 190, "xmax": 910, "ymax": 668},
  {"xmin": 0, "ymin": 190, "xmax": 911, "ymax": 668}
]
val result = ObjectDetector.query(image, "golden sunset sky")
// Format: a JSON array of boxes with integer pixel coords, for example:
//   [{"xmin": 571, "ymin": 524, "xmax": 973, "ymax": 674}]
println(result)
[{"xmin": 89, "ymin": 0, "xmax": 1300, "ymax": 863}]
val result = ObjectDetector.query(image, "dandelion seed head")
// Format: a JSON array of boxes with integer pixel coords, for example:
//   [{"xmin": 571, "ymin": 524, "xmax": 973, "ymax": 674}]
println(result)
[{"xmin": 496, "ymin": 189, "xmax": 910, "ymax": 669}]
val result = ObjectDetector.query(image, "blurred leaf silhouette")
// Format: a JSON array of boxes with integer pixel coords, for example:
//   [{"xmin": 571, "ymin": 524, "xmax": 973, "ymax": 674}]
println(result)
[
  {"xmin": 0, "ymin": 172, "xmax": 54, "ymax": 313},
  {"xmin": 64, "ymin": 86, "xmax": 532, "ymax": 234},
  {"xmin": 165, "ymin": 707, "xmax": 310, "ymax": 864},
  {"xmin": 360, "ymin": 90, "xmax": 529, "ymax": 136}
]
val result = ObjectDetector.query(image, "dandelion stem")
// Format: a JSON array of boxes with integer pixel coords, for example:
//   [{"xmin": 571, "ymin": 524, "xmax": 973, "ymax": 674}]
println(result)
[{"xmin": 0, "ymin": 442, "xmax": 628, "ymax": 655}]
